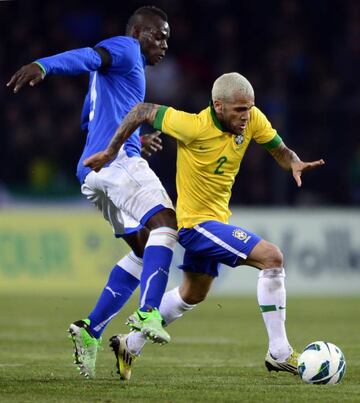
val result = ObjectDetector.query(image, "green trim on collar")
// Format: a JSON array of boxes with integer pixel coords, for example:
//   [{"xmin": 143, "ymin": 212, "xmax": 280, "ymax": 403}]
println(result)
[
  {"xmin": 209, "ymin": 102, "xmax": 224, "ymax": 131},
  {"xmin": 153, "ymin": 105, "xmax": 169, "ymax": 131},
  {"xmin": 34, "ymin": 61, "xmax": 46, "ymax": 75},
  {"xmin": 262, "ymin": 133, "xmax": 283, "ymax": 150}
]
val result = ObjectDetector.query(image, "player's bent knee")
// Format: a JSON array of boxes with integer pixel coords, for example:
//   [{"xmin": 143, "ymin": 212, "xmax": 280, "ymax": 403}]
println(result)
[
  {"xmin": 262, "ymin": 242, "xmax": 284, "ymax": 268},
  {"xmin": 271, "ymin": 245, "xmax": 284, "ymax": 268}
]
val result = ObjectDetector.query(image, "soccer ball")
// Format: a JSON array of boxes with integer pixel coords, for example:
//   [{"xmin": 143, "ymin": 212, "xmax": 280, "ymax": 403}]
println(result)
[{"xmin": 298, "ymin": 341, "xmax": 346, "ymax": 385}]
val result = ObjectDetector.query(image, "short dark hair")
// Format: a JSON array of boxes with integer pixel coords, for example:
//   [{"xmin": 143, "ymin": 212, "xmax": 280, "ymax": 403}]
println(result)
[{"xmin": 126, "ymin": 6, "xmax": 168, "ymax": 35}]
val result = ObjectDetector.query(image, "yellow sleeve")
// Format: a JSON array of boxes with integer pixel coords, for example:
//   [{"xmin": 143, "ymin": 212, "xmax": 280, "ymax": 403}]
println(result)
[
  {"xmin": 251, "ymin": 107, "xmax": 282, "ymax": 150},
  {"xmin": 153, "ymin": 106, "xmax": 200, "ymax": 145}
]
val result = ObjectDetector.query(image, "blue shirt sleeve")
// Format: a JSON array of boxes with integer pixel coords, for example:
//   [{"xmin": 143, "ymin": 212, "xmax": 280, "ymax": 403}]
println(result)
[
  {"xmin": 95, "ymin": 36, "xmax": 140, "ymax": 74},
  {"xmin": 36, "ymin": 47, "xmax": 102, "ymax": 75}
]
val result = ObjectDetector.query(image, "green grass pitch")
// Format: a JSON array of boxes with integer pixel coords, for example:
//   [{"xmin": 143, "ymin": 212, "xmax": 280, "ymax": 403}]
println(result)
[{"xmin": 0, "ymin": 295, "xmax": 358, "ymax": 402}]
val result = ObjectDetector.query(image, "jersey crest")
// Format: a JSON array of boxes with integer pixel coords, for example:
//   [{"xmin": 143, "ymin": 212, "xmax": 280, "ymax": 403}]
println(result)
[{"xmin": 235, "ymin": 134, "xmax": 244, "ymax": 145}]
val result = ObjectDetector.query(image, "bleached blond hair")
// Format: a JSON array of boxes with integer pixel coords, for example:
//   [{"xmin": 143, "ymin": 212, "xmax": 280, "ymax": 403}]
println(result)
[{"xmin": 211, "ymin": 72, "xmax": 254, "ymax": 102}]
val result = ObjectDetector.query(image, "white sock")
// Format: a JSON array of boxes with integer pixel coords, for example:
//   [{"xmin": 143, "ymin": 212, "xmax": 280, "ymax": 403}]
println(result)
[
  {"xmin": 126, "ymin": 287, "xmax": 196, "ymax": 355},
  {"xmin": 257, "ymin": 267, "xmax": 292, "ymax": 361},
  {"xmin": 159, "ymin": 286, "xmax": 195, "ymax": 326}
]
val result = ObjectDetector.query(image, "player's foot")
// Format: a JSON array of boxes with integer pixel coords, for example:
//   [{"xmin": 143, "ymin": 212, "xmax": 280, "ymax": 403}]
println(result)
[
  {"xmin": 265, "ymin": 350, "xmax": 299, "ymax": 375},
  {"xmin": 68, "ymin": 319, "xmax": 101, "ymax": 378},
  {"xmin": 109, "ymin": 334, "xmax": 137, "ymax": 381},
  {"xmin": 126, "ymin": 307, "xmax": 170, "ymax": 344}
]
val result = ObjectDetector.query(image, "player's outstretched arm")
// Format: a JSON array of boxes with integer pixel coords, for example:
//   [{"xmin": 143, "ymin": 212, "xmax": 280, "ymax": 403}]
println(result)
[
  {"xmin": 7, "ymin": 63, "xmax": 45, "ymax": 93},
  {"xmin": 84, "ymin": 103, "xmax": 160, "ymax": 171},
  {"xmin": 7, "ymin": 47, "xmax": 110, "ymax": 93},
  {"xmin": 269, "ymin": 141, "xmax": 325, "ymax": 187}
]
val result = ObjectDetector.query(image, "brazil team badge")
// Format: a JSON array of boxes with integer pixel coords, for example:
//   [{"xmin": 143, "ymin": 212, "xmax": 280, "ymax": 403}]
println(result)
[
  {"xmin": 232, "ymin": 228, "xmax": 248, "ymax": 241},
  {"xmin": 235, "ymin": 134, "xmax": 244, "ymax": 145}
]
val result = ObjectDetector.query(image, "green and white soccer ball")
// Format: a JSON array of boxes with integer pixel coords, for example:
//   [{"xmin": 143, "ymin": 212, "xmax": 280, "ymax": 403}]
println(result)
[{"xmin": 298, "ymin": 341, "xmax": 346, "ymax": 385}]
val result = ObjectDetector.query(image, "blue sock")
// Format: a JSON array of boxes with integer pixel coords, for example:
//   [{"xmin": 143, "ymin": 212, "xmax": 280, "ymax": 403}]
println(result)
[
  {"xmin": 88, "ymin": 253, "xmax": 142, "ymax": 338},
  {"xmin": 139, "ymin": 227, "xmax": 177, "ymax": 311}
]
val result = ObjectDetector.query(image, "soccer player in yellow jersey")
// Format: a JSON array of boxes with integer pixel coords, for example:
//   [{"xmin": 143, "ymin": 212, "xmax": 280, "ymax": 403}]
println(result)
[{"xmin": 85, "ymin": 72, "xmax": 325, "ymax": 380}]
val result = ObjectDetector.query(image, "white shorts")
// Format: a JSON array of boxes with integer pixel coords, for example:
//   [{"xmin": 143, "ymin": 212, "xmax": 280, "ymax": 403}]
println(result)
[{"xmin": 81, "ymin": 149, "xmax": 174, "ymax": 237}]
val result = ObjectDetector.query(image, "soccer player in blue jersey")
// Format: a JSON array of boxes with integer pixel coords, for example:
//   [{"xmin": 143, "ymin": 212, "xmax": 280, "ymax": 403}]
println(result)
[
  {"xmin": 85, "ymin": 72, "xmax": 325, "ymax": 381},
  {"xmin": 7, "ymin": 6, "xmax": 178, "ymax": 378}
]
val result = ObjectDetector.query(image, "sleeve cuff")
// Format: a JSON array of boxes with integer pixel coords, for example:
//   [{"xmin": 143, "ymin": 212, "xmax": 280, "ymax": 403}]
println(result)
[
  {"xmin": 262, "ymin": 133, "xmax": 282, "ymax": 150},
  {"xmin": 153, "ymin": 105, "xmax": 169, "ymax": 131},
  {"xmin": 34, "ymin": 61, "xmax": 47, "ymax": 75}
]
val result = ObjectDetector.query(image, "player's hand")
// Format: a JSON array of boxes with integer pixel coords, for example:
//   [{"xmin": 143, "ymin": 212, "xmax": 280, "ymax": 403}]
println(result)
[
  {"xmin": 291, "ymin": 159, "xmax": 325, "ymax": 187},
  {"xmin": 7, "ymin": 63, "xmax": 45, "ymax": 93},
  {"xmin": 141, "ymin": 131, "xmax": 163, "ymax": 158},
  {"xmin": 83, "ymin": 150, "xmax": 115, "ymax": 172}
]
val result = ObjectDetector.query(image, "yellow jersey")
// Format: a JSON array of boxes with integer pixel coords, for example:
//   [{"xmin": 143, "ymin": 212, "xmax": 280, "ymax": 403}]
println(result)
[{"xmin": 153, "ymin": 104, "xmax": 281, "ymax": 229}]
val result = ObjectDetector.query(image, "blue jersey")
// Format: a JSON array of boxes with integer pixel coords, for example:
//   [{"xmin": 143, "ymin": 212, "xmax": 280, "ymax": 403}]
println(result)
[{"xmin": 36, "ymin": 36, "xmax": 146, "ymax": 183}]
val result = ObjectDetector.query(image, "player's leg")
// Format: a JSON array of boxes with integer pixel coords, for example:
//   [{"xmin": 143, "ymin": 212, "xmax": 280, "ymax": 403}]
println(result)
[
  {"xmin": 177, "ymin": 220, "xmax": 298, "ymax": 373},
  {"xmin": 111, "ymin": 270, "xmax": 213, "ymax": 380},
  {"xmin": 126, "ymin": 207, "xmax": 178, "ymax": 344},
  {"xmin": 240, "ymin": 240, "xmax": 299, "ymax": 373},
  {"xmin": 109, "ymin": 154, "xmax": 178, "ymax": 344},
  {"xmin": 140, "ymin": 208, "xmax": 178, "ymax": 311}
]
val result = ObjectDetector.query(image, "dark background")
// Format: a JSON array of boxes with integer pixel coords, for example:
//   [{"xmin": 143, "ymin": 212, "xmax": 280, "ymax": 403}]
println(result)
[{"xmin": 1, "ymin": 0, "xmax": 359, "ymax": 206}]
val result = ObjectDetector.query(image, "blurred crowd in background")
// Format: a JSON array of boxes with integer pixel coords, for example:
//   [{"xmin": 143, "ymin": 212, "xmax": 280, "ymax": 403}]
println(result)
[{"xmin": 1, "ymin": 0, "xmax": 359, "ymax": 205}]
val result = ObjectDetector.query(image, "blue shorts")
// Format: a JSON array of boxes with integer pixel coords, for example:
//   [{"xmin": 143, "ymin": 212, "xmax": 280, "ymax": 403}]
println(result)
[{"xmin": 178, "ymin": 220, "xmax": 261, "ymax": 277}]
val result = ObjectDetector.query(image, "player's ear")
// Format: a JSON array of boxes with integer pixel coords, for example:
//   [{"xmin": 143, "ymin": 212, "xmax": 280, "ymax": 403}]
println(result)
[
  {"xmin": 130, "ymin": 24, "xmax": 141, "ymax": 39},
  {"xmin": 213, "ymin": 100, "xmax": 223, "ymax": 114}
]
